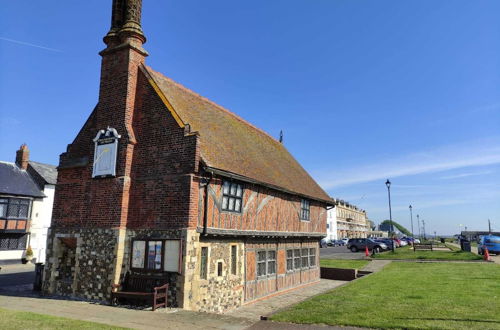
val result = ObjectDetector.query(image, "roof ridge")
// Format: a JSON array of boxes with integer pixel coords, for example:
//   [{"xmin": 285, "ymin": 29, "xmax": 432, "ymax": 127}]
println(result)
[
  {"xmin": 29, "ymin": 160, "xmax": 57, "ymax": 168},
  {"xmin": 0, "ymin": 160, "xmax": 15, "ymax": 165},
  {"xmin": 146, "ymin": 66, "xmax": 282, "ymax": 145}
]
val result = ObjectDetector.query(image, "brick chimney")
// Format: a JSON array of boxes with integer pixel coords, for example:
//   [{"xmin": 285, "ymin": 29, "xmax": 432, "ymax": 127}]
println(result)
[
  {"xmin": 15, "ymin": 144, "xmax": 30, "ymax": 170},
  {"xmin": 96, "ymin": 0, "xmax": 148, "ymax": 144}
]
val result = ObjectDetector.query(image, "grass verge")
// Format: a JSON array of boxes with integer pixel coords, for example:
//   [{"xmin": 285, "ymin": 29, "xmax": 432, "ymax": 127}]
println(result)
[
  {"xmin": 271, "ymin": 262, "xmax": 500, "ymax": 329},
  {"xmin": 320, "ymin": 259, "xmax": 370, "ymax": 269},
  {"xmin": 372, "ymin": 246, "xmax": 482, "ymax": 260},
  {"xmin": 0, "ymin": 308, "xmax": 127, "ymax": 330}
]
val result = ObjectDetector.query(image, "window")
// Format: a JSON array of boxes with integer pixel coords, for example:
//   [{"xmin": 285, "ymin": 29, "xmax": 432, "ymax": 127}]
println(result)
[
  {"xmin": 0, "ymin": 199, "xmax": 7, "ymax": 218},
  {"xmin": 293, "ymin": 249, "xmax": 301, "ymax": 269},
  {"xmin": 231, "ymin": 245, "xmax": 237, "ymax": 275},
  {"xmin": 257, "ymin": 251, "xmax": 267, "ymax": 277},
  {"xmin": 267, "ymin": 250, "xmax": 276, "ymax": 275},
  {"xmin": 222, "ymin": 181, "xmax": 243, "ymax": 213},
  {"xmin": 300, "ymin": 199, "xmax": 310, "ymax": 220},
  {"xmin": 217, "ymin": 261, "xmax": 223, "ymax": 276},
  {"xmin": 301, "ymin": 248, "xmax": 309, "ymax": 268},
  {"xmin": 0, "ymin": 234, "xmax": 27, "ymax": 250},
  {"xmin": 0, "ymin": 198, "xmax": 30, "ymax": 220},
  {"xmin": 200, "ymin": 247, "xmax": 208, "ymax": 279},
  {"xmin": 286, "ymin": 249, "xmax": 294, "ymax": 271},
  {"xmin": 130, "ymin": 239, "xmax": 181, "ymax": 272},
  {"xmin": 309, "ymin": 248, "xmax": 316, "ymax": 267}
]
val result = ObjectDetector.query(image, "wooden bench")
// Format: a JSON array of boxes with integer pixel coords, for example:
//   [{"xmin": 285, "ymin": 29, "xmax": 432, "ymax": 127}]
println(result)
[
  {"xmin": 111, "ymin": 273, "xmax": 168, "ymax": 311},
  {"xmin": 414, "ymin": 243, "xmax": 433, "ymax": 251}
]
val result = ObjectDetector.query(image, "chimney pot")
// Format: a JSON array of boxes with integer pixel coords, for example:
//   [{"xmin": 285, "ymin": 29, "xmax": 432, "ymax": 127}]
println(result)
[{"xmin": 15, "ymin": 144, "xmax": 30, "ymax": 170}]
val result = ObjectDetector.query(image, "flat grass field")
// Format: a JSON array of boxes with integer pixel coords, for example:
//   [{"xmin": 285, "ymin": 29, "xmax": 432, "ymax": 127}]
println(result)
[
  {"xmin": 372, "ymin": 246, "xmax": 482, "ymax": 260},
  {"xmin": 0, "ymin": 308, "xmax": 127, "ymax": 330},
  {"xmin": 271, "ymin": 262, "xmax": 500, "ymax": 329},
  {"xmin": 320, "ymin": 259, "xmax": 370, "ymax": 269}
]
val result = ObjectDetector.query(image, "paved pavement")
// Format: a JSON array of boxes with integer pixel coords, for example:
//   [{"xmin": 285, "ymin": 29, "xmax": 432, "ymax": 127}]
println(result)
[
  {"xmin": 226, "ymin": 279, "xmax": 347, "ymax": 321},
  {"xmin": 0, "ymin": 263, "xmax": 355, "ymax": 329},
  {"xmin": 0, "ymin": 263, "xmax": 35, "ymax": 287},
  {"xmin": 360, "ymin": 260, "xmax": 391, "ymax": 272}
]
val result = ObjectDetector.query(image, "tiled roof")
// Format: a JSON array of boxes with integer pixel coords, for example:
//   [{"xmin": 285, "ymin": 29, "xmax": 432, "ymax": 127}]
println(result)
[
  {"xmin": 29, "ymin": 161, "xmax": 58, "ymax": 185},
  {"xmin": 145, "ymin": 66, "xmax": 331, "ymax": 203},
  {"xmin": 0, "ymin": 161, "xmax": 45, "ymax": 198}
]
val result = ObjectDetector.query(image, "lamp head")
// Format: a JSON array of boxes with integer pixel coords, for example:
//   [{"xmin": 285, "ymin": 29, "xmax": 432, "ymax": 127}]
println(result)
[{"xmin": 385, "ymin": 179, "xmax": 391, "ymax": 188}]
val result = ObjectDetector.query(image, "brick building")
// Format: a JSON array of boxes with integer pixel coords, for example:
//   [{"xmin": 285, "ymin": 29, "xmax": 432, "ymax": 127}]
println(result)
[{"xmin": 42, "ymin": 0, "xmax": 332, "ymax": 312}]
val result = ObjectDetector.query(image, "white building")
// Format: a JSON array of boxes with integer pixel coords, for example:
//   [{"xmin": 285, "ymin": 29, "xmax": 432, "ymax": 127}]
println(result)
[
  {"xmin": 0, "ymin": 145, "xmax": 57, "ymax": 264},
  {"xmin": 326, "ymin": 207, "xmax": 338, "ymax": 241}
]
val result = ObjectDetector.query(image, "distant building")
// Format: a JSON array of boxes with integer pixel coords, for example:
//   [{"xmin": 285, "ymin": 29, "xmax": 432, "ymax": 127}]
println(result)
[
  {"xmin": 0, "ymin": 145, "xmax": 57, "ymax": 264},
  {"xmin": 461, "ymin": 231, "xmax": 500, "ymax": 242},
  {"xmin": 326, "ymin": 207, "xmax": 338, "ymax": 241},
  {"xmin": 333, "ymin": 199, "xmax": 370, "ymax": 238}
]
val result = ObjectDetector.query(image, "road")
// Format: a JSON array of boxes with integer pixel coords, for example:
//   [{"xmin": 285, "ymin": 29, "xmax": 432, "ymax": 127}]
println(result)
[
  {"xmin": 320, "ymin": 245, "xmax": 366, "ymax": 260},
  {"xmin": 0, "ymin": 263, "xmax": 35, "ymax": 288}
]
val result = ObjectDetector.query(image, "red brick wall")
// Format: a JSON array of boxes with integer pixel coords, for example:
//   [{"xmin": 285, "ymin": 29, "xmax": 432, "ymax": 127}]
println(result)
[
  {"xmin": 52, "ymin": 45, "xmax": 200, "ymax": 229},
  {"xmin": 127, "ymin": 70, "xmax": 199, "ymax": 229},
  {"xmin": 199, "ymin": 177, "xmax": 327, "ymax": 235}
]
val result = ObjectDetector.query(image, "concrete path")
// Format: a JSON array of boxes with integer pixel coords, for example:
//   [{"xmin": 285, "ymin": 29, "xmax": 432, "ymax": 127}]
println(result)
[
  {"xmin": 449, "ymin": 243, "xmax": 500, "ymax": 264},
  {"xmin": 0, "ymin": 294, "xmax": 254, "ymax": 330},
  {"xmin": 226, "ymin": 279, "xmax": 347, "ymax": 321},
  {"xmin": 360, "ymin": 260, "xmax": 391, "ymax": 272}
]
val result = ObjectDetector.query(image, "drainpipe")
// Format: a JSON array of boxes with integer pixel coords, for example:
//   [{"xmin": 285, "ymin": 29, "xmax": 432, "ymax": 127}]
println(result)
[{"xmin": 201, "ymin": 171, "xmax": 213, "ymax": 236}]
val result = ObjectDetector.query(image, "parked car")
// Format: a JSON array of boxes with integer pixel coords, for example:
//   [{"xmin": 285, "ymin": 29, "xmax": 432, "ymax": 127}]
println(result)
[
  {"xmin": 347, "ymin": 238, "xmax": 387, "ymax": 253},
  {"xmin": 332, "ymin": 239, "xmax": 346, "ymax": 246},
  {"xmin": 478, "ymin": 235, "xmax": 500, "ymax": 255},
  {"xmin": 374, "ymin": 239, "xmax": 394, "ymax": 250},
  {"xmin": 320, "ymin": 238, "xmax": 328, "ymax": 248},
  {"xmin": 399, "ymin": 240, "xmax": 408, "ymax": 246},
  {"xmin": 341, "ymin": 238, "xmax": 349, "ymax": 245},
  {"xmin": 392, "ymin": 238, "xmax": 402, "ymax": 247}
]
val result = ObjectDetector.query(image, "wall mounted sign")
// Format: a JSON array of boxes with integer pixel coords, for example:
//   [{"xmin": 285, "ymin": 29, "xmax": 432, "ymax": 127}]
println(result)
[{"xmin": 92, "ymin": 127, "xmax": 120, "ymax": 178}]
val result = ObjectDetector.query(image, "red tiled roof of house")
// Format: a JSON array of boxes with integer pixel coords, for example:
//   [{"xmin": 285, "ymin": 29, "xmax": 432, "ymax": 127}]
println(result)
[{"xmin": 145, "ymin": 66, "xmax": 331, "ymax": 203}]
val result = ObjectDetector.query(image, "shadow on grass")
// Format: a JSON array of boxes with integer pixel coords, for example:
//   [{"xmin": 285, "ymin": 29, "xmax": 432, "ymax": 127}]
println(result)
[{"xmin": 395, "ymin": 317, "xmax": 500, "ymax": 324}]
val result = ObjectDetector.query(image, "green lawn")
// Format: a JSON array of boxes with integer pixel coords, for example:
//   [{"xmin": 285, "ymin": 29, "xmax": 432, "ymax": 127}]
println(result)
[
  {"xmin": 320, "ymin": 259, "xmax": 370, "ymax": 269},
  {"xmin": 271, "ymin": 262, "xmax": 500, "ymax": 329},
  {"xmin": 0, "ymin": 308, "xmax": 127, "ymax": 330},
  {"xmin": 372, "ymin": 246, "xmax": 482, "ymax": 260}
]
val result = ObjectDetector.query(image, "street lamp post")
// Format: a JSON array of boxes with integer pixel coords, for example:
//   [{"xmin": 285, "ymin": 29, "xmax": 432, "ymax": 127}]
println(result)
[
  {"xmin": 417, "ymin": 214, "xmax": 421, "ymax": 239},
  {"xmin": 385, "ymin": 179, "xmax": 395, "ymax": 252},
  {"xmin": 409, "ymin": 205, "xmax": 414, "ymax": 239}
]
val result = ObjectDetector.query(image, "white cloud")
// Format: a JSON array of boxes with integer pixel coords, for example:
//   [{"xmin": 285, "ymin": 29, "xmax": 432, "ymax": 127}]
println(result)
[
  {"xmin": 440, "ymin": 170, "xmax": 493, "ymax": 180},
  {"xmin": 0, "ymin": 37, "xmax": 62, "ymax": 52},
  {"xmin": 317, "ymin": 138, "xmax": 500, "ymax": 189}
]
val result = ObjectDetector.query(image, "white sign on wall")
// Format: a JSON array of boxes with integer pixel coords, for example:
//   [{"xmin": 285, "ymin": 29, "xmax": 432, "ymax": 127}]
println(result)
[{"xmin": 92, "ymin": 127, "xmax": 121, "ymax": 178}]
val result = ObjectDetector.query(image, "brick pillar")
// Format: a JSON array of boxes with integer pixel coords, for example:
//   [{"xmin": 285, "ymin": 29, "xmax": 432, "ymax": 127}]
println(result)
[{"xmin": 15, "ymin": 144, "xmax": 29, "ymax": 170}]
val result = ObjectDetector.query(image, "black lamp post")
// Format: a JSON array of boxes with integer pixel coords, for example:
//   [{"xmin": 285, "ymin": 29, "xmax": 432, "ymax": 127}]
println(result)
[
  {"xmin": 409, "ymin": 205, "xmax": 414, "ymax": 239},
  {"xmin": 385, "ymin": 179, "xmax": 395, "ymax": 252}
]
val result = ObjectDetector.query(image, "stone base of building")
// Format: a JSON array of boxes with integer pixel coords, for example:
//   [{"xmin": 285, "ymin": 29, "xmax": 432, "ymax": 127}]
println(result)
[{"xmin": 42, "ymin": 228, "xmax": 320, "ymax": 313}]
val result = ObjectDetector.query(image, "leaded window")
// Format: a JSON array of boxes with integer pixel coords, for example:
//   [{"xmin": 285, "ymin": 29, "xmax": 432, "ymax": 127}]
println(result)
[
  {"xmin": 0, "ymin": 199, "xmax": 7, "ymax": 218},
  {"xmin": 257, "ymin": 251, "xmax": 267, "ymax": 277},
  {"xmin": 286, "ymin": 249, "xmax": 294, "ymax": 271},
  {"xmin": 301, "ymin": 248, "xmax": 309, "ymax": 268},
  {"xmin": 0, "ymin": 198, "xmax": 30, "ymax": 220},
  {"xmin": 309, "ymin": 248, "xmax": 316, "ymax": 266},
  {"xmin": 300, "ymin": 199, "xmax": 310, "ymax": 221},
  {"xmin": 222, "ymin": 181, "xmax": 243, "ymax": 213},
  {"xmin": 0, "ymin": 234, "xmax": 27, "ymax": 251},
  {"xmin": 267, "ymin": 250, "xmax": 276, "ymax": 275},
  {"xmin": 200, "ymin": 247, "xmax": 208, "ymax": 279},
  {"xmin": 293, "ymin": 249, "xmax": 301, "ymax": 269}
]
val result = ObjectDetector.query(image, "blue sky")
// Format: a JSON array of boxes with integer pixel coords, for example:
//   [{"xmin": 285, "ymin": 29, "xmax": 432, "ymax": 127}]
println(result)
[{"xmin": 1, "ymin": 1, "xmax": 499, "ymax": 235}]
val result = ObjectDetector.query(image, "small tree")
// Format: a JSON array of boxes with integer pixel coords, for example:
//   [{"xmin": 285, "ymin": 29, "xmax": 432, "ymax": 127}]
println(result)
[{"xmin": 25, "ymin": 245, "xmax": 34, "ymax": 259}]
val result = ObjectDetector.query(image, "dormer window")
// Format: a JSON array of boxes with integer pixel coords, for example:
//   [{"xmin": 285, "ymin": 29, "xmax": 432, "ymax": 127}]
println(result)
[
  {"xmin": 300, "ymin": 199, "xmax": 310, "ymax": 221},
  {"xmin": 221, "ymin": 181, "xmax": 243, "ymax": 213}
]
